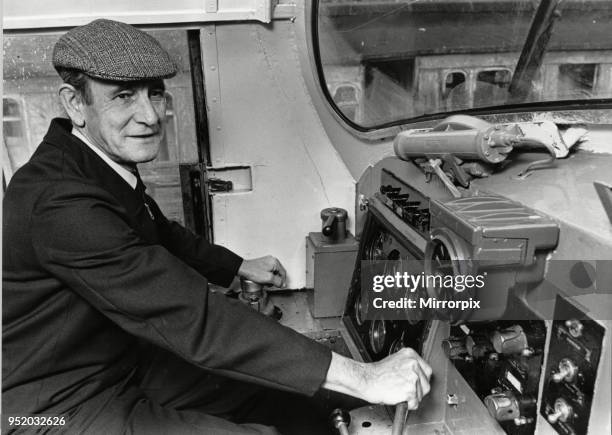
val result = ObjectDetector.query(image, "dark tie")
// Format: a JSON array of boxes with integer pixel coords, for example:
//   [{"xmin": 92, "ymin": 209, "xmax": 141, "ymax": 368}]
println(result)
[{"xmin": 132, "ymin": 168, "xmax": 155, "ymax": 221}]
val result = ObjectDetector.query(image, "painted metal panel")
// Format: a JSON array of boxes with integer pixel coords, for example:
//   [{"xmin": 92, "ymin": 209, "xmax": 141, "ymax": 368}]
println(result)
[
  {"xmin": 204, "ymin": 21, "xmax": 355, "ymax": 288},
  {"xmin": 3, "ymin": 0, "xmax": 273, "ymax": 29},
  {"xmin": 295, "ymin": 1, "xmax": 395, "ymax": 181}
]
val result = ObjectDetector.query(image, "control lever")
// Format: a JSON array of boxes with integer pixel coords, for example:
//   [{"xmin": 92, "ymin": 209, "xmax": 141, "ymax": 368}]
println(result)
[
  {"xmin": 322, "ymin": 214, "xmax": 337, "ymax": 237},
  {"xmin": 428, "ymin": 158, "xmax": 462, "ymax": 198},
  {"xmin": 330, "ymin": 408, "xmax": 351, "ymax": 435},
  {"xmin": 547, "ymin": 398, "xmax": 573, "ymax": 424},
  {"xmin": 238, "ymin": 279, "xmax": 282, "ymax": 320},
  {"xmin": 320, "ymin": 208, "xmax": 348, "ymax": 242},
  {"xmin": 392, "ymin": 402, "xmax": 408, "ymax": 435},
  {"xmin": 441, "ymin": 154, "xmax": 471, "ymax": 187}
]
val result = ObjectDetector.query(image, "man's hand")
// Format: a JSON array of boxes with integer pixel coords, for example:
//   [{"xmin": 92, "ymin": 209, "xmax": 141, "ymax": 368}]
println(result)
[
  {"xmin": 322, "ymin": 349, "xmax": 432, "ymax": 410},
  {"xmin": 238, "ymin": 256, "xmax": 287, "ymax": 288}
]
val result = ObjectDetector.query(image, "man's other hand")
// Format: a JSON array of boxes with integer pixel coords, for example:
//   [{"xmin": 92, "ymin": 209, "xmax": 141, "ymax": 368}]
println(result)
[
  {"xmin": 238, "ymin": 256, "xmax": 287, "ymax": 288},
  {"xmin": 322, "ymin": 349, "xmax": 432, "ymax": 410}
]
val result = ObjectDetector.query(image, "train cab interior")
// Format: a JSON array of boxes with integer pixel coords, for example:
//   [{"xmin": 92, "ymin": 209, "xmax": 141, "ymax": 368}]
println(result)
[{"xmin": 3, "ymin": 0, "xmax": 612, "ymax": 434}]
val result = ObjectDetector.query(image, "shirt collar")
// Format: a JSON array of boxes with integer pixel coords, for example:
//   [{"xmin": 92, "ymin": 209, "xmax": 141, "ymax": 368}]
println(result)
[{"xmin": 72, "ymin": 128, "xmax": 138, "ymax": 190}]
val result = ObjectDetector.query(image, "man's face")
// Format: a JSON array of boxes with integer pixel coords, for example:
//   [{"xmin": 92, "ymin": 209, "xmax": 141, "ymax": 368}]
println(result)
[{"xmin": 81, "ymin": 78, "xmax": 167, "ymax": 165}]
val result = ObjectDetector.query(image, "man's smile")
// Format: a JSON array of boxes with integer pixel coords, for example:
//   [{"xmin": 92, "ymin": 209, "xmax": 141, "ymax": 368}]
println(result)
[{"xmin": 129, "ymin": 131, "xmax": 160, "ymax": 138}]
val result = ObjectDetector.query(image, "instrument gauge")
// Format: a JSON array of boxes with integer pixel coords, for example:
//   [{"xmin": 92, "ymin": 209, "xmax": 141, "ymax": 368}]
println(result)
[
  {"xmin": 369, "ymin": 319, "xmax": 388, "ymax": 355},
  {"xmin": 424, "ymin": 228, "xmax": 474, "ymax": 323},
  {"xmin": 366, "ymin": 231, "xmax": 390, "ymax": 260},
  {"xmin": 354, "ymin": 293, "xmax": 365, "ymax": 326}
]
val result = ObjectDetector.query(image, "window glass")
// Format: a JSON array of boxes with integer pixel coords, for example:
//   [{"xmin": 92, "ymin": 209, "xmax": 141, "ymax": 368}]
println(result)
[
  {"xmin": 444, "ymin": 72, "xmax": 468, "ymax": 111},
  {"xmin": 3, "ymin": 97, "xmax": 31, "ymax": 170},
  {"xmin": 474, "ymin": 69, "xmax": 512, "ymax": 107},
  {"xmin": 557, "ymin": 63, "xmax": 597, "ymax": 99},
  {"xmin": 157, "ymin": 91, "xmax": 178, "ymax": 162},
  {"xmin": 332, "ymin": 84, "xmax": 360, "ymax": 122},
  {"xmin": 316, "ymin": 0, "xmax": 612, "ymax": 130}
]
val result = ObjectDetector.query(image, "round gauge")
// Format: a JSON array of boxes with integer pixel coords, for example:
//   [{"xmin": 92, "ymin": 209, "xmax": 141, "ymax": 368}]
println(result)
[
  {"xmin": 366, "ymin": 231, "xmax": 390, "ymax": 260},
  {"xmin": 424, "ymin": 228, "xmax": 475, "ymax": 323},
  {"xmin": 354, "ymin": 293, "xmax": 365, "ymax": 326},
  {"xmin": 369, "ymin": 319, "xmax": 387, "ymax": 354}
]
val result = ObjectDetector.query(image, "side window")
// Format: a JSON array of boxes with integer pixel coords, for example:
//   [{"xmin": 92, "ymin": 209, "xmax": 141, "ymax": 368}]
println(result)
[
  {"xmin": 444, "ymin": 72, "xmax": 467, "ymax": 96},
  {"xmin": 557, "ymin": 63, "xmax": 597, "ymax": 99},
  {"xmin": 474, "ymin": 69, "xmax": 512, "ymax": 106},
  {"xmin": 157, "ymin": 91, "xmax": 178, "ymax": 162},
  {"xmin": 2, "ymin": 34, "xmax": 62, "ymax": 184},
  {"xmin": 444, "ymin": 71, "xmax": 468, "ymax": 111},
  {"xmin": 3, "ymin": 97, "xmax": 31, "ymax": 172},
  {"xmin": 332, "ymin": 84, "xmax": 360, "ymax": 122}
]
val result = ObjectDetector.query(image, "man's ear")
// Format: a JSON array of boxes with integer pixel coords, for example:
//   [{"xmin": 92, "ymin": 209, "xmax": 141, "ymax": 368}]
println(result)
[{"xmin": 58, "ymin": 84, "xmax": 86, "ymax": 128}]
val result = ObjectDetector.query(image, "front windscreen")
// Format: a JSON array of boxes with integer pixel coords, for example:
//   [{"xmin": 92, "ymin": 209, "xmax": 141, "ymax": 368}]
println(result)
[{"xmin": 316, "ymin": 0, "xmax": 612, "ymax": 130}]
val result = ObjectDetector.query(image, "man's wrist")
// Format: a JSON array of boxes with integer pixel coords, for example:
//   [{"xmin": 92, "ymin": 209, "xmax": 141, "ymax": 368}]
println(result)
[
  {"xmin": 237, "ymin": 259, "xmax": 246, "ymax": 277},
  {"xmin": 321, "ymin": 352, "xmax": 370, "ymax": 401}
]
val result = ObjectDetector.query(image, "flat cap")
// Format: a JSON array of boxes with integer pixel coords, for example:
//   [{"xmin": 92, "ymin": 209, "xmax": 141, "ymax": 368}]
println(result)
[{"xmin": 52, "ymin": 19, "xmax": 177, "ymax": 81}]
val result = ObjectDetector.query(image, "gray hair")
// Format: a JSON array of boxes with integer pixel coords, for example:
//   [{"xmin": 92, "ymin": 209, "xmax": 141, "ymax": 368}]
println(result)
[{"xmin": 57, "ymin": 68, "xmax": 92, "ymax": 105}]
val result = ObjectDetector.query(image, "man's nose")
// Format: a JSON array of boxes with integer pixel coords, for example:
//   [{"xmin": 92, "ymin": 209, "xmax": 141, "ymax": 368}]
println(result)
[{"xmin": 134, "ymin": 94, "xmax": 163, "ymax": 125}]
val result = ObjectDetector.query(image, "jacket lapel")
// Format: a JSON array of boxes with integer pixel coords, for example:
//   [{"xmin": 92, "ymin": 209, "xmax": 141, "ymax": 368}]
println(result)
[{"xmin": 43, "ymin": 118, "xmax": 160, "ymax": 244}]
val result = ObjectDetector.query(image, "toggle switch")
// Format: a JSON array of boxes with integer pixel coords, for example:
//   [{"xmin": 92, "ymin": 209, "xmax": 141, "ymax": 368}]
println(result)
[
  {"xmin": 552, "ymin": 358, "xmax": 579, "ymax": 383},
  {"xmin": 565, "ymin": 319, "xmax": 584, "ymax": 338},
  {"xmin": 547, "ymin": 398, "xmax": 573, "ymax": 424}
]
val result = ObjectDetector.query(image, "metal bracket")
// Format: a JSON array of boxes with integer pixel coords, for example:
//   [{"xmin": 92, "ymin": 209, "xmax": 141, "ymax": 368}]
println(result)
[{"xmin": 207, "ymin": 177, "xmax": 233, "ymax": 192}]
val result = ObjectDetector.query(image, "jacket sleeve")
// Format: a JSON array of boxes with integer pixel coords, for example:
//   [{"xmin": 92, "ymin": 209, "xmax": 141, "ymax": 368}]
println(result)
[
  {"xmin": 149, "ymin": 198, "xmax": 243, "ymax": 287},
  {"xmin": 30, "ymin": 182, "xmax": 332, "ymax": 396}
]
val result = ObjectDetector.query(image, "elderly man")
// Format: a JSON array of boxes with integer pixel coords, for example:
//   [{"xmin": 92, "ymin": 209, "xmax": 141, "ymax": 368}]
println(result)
[{"xmin": 3, "ymin": 19, "xmax": 431, "ymax": 434}]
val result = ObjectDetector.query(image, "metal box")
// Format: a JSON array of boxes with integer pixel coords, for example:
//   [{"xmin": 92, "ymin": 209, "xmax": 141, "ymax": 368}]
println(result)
[{"xmin": 306, "ymin": 232, "xmax": 358, "ymax": 318}]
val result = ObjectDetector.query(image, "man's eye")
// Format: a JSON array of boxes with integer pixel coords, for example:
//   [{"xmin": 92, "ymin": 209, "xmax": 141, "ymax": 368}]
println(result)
[
  {"xmin": 150, "ymin": 90, "xmax": 166, "ymax": 100},
  {"xmin": 116, "ymin": 92, "xmax": 133, "ymax": 100}
]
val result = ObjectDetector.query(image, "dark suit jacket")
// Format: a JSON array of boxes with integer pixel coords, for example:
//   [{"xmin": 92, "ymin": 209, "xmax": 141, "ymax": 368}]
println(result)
[{"xmin": 2, "ymin": 119, "xmax": 331, "ymax": 429}]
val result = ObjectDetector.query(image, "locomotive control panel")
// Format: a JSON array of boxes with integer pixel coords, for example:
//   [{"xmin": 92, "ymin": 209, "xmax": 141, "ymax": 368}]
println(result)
[{"xmin": 343, "ymin": 160, "xmax": 610, "ymax": 435}]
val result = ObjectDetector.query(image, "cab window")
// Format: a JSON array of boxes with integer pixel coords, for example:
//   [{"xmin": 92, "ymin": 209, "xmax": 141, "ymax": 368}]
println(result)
[{"xmin": 315, "ymin": 0, "xmax": 612, "ymax": 131}]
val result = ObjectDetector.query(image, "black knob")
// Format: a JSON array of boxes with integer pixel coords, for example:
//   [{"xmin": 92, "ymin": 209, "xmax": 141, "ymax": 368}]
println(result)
[{"xmin": 322, "ymin": 214, "xmax": 336, "ymax": 236}]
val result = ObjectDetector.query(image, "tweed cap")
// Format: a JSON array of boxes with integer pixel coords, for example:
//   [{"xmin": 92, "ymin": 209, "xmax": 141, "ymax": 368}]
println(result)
[{"xmin": 52, "ymin": 19, "xmax": 177, "ymax": 81}]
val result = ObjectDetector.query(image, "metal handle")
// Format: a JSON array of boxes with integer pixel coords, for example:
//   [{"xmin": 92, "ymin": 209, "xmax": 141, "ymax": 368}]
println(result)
[{"xmin": 322, "ymin": 214, "xmax": 336, "ymax": 236}]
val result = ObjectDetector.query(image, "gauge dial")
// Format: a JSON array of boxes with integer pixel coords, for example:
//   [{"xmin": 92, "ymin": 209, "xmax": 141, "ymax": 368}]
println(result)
[
  {"xmin": 366, "ymin": 231, "xmax": 390, "ymax": 260},
  {"xmin": 369, "ymin": 319, "xmax": 387, "ymax": 354},
  {"xmin": 354, "ymin": 293, "xmax": 365, "ymax": 326},
  {"xmin": 424, "ymin": 228, "xmax": 475, "ymax": 323}
]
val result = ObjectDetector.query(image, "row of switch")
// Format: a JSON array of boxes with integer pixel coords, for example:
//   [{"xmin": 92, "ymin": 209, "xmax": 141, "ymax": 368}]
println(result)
[{"xmin": 379, "ymin": 185, "xmax": 430, "ymax": 233}]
